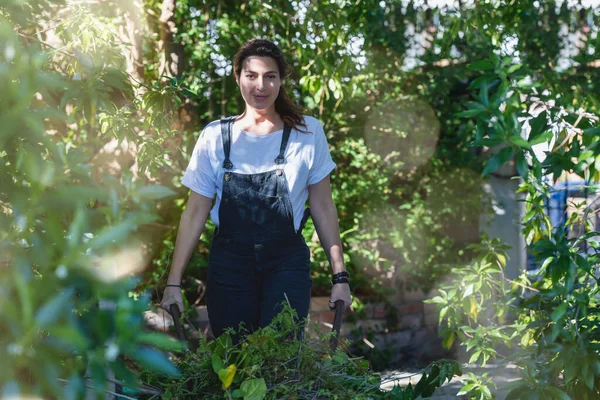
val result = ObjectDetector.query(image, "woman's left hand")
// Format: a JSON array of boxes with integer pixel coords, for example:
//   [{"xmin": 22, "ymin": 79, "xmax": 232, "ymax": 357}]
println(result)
[{"xmin": 330, "ymin": 282, "xmax": 352, "ymax": 311}]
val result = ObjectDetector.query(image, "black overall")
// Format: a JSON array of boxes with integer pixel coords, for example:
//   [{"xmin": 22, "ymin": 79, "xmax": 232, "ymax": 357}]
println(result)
[{"xmin": 206, "ymin": 117, "xmax": 311, "ymax": 339}]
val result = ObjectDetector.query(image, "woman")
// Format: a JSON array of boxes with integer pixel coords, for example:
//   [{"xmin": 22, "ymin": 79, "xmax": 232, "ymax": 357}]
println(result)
[{"xmin": 160, "ymin": 39, "xmax": 351, "ymax": 339}]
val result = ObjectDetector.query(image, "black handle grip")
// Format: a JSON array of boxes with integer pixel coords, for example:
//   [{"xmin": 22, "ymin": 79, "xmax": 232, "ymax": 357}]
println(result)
[
  {"xmin": 169, "ymin": 304, "xmax": 187, "ymax": 342},
  {"xmin": 330, "ymin": 300, "xmax": 345, "ymax": 351}
]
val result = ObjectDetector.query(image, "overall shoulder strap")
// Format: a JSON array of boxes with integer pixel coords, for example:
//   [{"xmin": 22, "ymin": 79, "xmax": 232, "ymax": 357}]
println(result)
[
  {"xmin": 274, "ymin": 123, "xmax": 292, "ymax": 165},
  {"xmin": 220, "ymin": 116, "xmax": 236, "ymax": 170}
]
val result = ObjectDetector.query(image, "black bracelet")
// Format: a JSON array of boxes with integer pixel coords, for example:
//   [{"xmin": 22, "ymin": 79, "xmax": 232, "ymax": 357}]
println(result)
[
  {"xmin": 331, "ymin": 277, "xmax": 350, "ymax": 285},
  {"xmin": 332, "ymin": 271, "xmax": 349, "ymax": 280},
  {"xmin": 166, "ymin": 284, "xmax": 181, "ymax": 288}
]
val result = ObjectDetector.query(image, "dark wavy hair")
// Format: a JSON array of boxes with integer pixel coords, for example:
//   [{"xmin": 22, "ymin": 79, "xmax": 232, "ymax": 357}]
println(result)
[{"xmin": 233, "ymin": 39, "xmax": 307, "ymax": 132}]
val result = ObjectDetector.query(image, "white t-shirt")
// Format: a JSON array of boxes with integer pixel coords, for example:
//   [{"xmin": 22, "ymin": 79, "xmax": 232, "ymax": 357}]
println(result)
[{"xmin": 182, "ymin": 115, "xmax": 336, "ymax": 230}]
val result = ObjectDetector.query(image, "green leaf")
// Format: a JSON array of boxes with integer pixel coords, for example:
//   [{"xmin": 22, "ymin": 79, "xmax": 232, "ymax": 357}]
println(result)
[
  {"xmin": 496, "ymin": 253, "xmax": 507, "ymax": 268},
  {"xmin": 515, "ymin": 152, "xmax": 528, "ymax": 178},
  {"xmin": 413, "ymin": 373, "xmax": 428, "ymax": 396},
  {"xmin": 543, "ymin": 387, "xmax": 571, "ymax": 400},
  {"xmin": 551, "ymin": 303, "xmax": 568, "ymax": 322},
  {"xmin": 509, "ymin": 135, "xmax": 532, "ymax": 150},
  {"xmin": 578, "ymin": 150, "xmax": 595, "ymax": 163},
  {"xmin": 528, "ymin": 112, "xmax": 547, "ymax": 139},
  {"xmin": 48, "ymin": 325, "xmax": 89, "ymax": 351},
  {"xmin": 480, "ymin": 384, "xmax": 492, "ymax": 398},
  {"xmin": 563, "ymin": 357, "xmax": 577, "ymax": 383},
  {"xmin": 51, "ymin": 185, "xmax": 110, "ymax": 205},
  {"xmin": 482, "ymin": 147, "xmax": 514, "ymax": 176},
  {"xmin": 469, "ymin": 350, "xmax": 481, "ymax": 364},
  {"xmin": 479, "ymin": 80, "xmax": 489, "ymax": 106},
  {"xmin": 471, "ymin": 137, "xmax": 506, "ymax": 147},
  {"xmin": 529, "ymin": 131, "xmax": 553, "ymax": 146},
  {"xmin": 462, "ymin": 283, "xmax": 474, "ymax": 299},
  {"xmin": 498, "ymin": 146, "xmax": 515, "ymax": 163},
  {"xmin": 68, "ymin": 207, "xmax": 86, "ymax": 247},
  {"xmin": 112, "ymin": 360, "xmax": 138, "ymax": 390},
  {"xmin": 482, "ymin": 154, "xmax": 501, "ymax": 176},
  {"xmin": 88, "ymin": 220, "xmax": 136, "ymax": 249},
  {"xmin": 468, "ymin": 60, "xmax": 494, "ymax": 71},
  {"xmin": 212, "ymin": 354, "xmax": 224, "ymax": 374},
  {"xmin": 581, "ymin": 360, "xmax": 594, "ymax": 390},
  {"xmin": 425, "ymin": 296, "xmax": 446, "ymax": 304},
  {"xmin": 136, "ymin": 185, "xmax": 176, "ymax": 200},
  {"xmin": 240, "ymin": 378, "xmax": 267, "ymax": 400},
  {"xmin": 457, "ymin": 383, "xmax": 476, "ymax": 395},
  {"xmin": 13, "ymin": 270, "xmax": 33, "ymax": 327},
  {"xmin": 469, "ymin": 75, "xmax": 488, "ymax": 90},
  {"xmin": 439, "ymin": 306, "xmax": 449, "ymax": 321},
  {"xmin": 583, "ymin": 127, "xmax": 600, "ymax": 137},
  {"xmin": 541, "ymin": 256, "xmax": 555, "ymax": 271},
  {"xmin": 129, "ymin": 347, "xmax": 180, "ymax": 377},
  {"xmin": 506, "ymin": 386, "xmax": 533, "ymax": 400},
  {"xmin": 465, "ymin": 101, "xmax": 487, "ymax": 110},
  {"xmin": 456, "ymin": 108, "xmax": 486, "ymax": 118},
  {"xmin": 592, "ymin": 361, "xmax": 600, "ymax": 375},
  {"xmin": 507, "ymin": 63, "xmax": 522, "ymax": 74},
  {"xmin": 35, "ymin": 288, "xmax": 75, "ymax": 328},
  {"xmin": 333, "ymin": 353, "xmax": 347, "ymax": 364},
  {"xmin": 442, "ymin": 332, "xmax": 455, "ymax": 349},
  {"xmin": 136, "ymin": 332, "xmax": 184, "ymax": 352}
]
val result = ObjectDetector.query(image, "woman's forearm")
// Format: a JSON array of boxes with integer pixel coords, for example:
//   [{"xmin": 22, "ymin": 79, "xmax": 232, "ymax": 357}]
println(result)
[
  {"xmin": 310, "ymin": 199, "xmax": 346, "ymax": 274},
  {"xmin": 167, "ymin": 193, "xmax": 212, "ymax": 285},
  {"xmin": 309, "ymin": 177, "xmax": 352, "ymax": 309}
]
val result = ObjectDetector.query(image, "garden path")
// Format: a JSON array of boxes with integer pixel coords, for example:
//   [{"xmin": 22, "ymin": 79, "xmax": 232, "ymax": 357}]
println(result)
[{"xmin": 380, "ymin": 363, "xmax": 521, "ymax": 399}]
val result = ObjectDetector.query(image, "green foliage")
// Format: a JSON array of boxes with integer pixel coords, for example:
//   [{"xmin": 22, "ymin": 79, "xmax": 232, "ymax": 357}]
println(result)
[
  {"xmin": 426, "ymin": 235, "xmax": 516, "ymax": 365},
  {"xmin": 430, "ymin": 2, "xmax": 600, "ymax": 397},
  {"xmin": 142, "ymin": 303, "xmax": 461, "ymax": 399},
  {"xmin": 386, "ymin": 360, "xmax": 463, "ymax": 400},
  {"xmin": 0, "ymin": 1, "xmax": 185, "ymax": 397},
  {"xmin": 457, "ymin": 372, "xmax": 496, "ymax": 400},
  {"xmin": 5, "ymin": 0, "xmax": 600, "ymax": 397}
]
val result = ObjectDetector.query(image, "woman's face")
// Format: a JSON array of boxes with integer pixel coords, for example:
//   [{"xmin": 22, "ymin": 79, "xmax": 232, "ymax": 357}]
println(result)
[{"xmin": 236, "ymin": 56, "xmax": 281, "ymax": 112}]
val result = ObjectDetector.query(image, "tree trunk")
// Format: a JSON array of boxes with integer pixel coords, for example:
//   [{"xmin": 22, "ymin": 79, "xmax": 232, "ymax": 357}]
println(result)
[
  {"xmin": 159, "ymin": 0, "xmax": 184, "ymax": 80},
  {"xmin": 119, "ymin": 2, "xmax": 146, "ymax": 94}
]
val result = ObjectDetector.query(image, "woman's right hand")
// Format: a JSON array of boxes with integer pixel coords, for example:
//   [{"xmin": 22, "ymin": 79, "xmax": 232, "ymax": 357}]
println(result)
[{"xmin": 160, "ymin": 286, "xmax": 184, "ymax": 313}]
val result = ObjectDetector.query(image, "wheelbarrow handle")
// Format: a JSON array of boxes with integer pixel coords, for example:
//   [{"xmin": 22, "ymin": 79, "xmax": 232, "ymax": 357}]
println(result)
[
  {"xmin": 330, "ymin": 300, "xmax": 345, "ymax": 351},
  {"xmin": 169, "ymin": 304, "xmax": 188, "ymax": 342},
  {"xmin": 168, "ymin": 306, "xmax": 194, "ymax": 392}
]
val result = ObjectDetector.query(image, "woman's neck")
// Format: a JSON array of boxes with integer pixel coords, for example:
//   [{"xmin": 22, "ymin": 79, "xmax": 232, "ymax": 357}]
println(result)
[
  {"xmin": 240, "ymin": 106, "xmax": 279, "ymax": 123},
  {"xmin": 236, "ymin": 107, "xmax": 283, "ymax": 133}
]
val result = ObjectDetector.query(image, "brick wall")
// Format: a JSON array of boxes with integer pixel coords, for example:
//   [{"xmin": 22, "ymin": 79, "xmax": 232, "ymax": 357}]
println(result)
[{"xmin": 308, "ymin": 294, "xmax": 449, "ymax": 366}]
